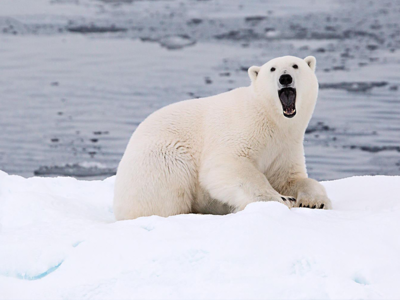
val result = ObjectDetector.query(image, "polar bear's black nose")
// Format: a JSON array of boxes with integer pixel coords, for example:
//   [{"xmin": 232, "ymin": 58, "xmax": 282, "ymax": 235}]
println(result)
[{"xmin": 279, "ymin": 74, "xmax": 293, "ymax": 86}]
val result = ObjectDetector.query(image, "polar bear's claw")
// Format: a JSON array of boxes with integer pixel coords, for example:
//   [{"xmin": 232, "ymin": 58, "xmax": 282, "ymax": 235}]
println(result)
[
  {"xmin": 297, "ymin": 196, "xmax": 331, "ymax": 210},
  {"xmin": 277, "ymin": 195, "xmax": 297, "ymax": 209}
]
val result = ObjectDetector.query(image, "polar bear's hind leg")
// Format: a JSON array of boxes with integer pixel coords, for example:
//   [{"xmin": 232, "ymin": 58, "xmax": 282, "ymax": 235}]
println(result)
[{"xmin": 113, "ymin": 145, "xmax": 196, "ymax": 220}]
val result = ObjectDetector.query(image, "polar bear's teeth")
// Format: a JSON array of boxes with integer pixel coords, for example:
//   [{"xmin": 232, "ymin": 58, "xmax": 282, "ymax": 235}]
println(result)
[{"xmin": 284, "ymin": 108, "xmax": 296, "ymax": 115}]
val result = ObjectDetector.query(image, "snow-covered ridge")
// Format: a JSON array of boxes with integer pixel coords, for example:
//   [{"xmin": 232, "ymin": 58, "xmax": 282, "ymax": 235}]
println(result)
[{"xmin": 0, "ymin": 170, "xmax": 399, "ymax": 299}]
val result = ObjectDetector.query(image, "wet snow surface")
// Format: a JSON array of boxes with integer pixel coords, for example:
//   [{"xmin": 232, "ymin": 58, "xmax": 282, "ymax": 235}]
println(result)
[
  {"xmin": 0, "ymin": 171, "xmax": 400, "ymax": 299},
  {"xmin": 0, "ymin": 0, "xmax": 400, "ymax": 180}
]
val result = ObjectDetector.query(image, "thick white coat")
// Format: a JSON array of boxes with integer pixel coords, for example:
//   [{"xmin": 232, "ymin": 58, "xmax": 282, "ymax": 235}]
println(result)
[{"xmin": 114, "ymin": 55, "xmax": 332, "ymax": 220}]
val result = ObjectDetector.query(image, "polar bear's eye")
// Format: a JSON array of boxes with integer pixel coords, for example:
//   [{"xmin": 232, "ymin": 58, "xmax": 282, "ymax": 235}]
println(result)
[
  {"xmin": 270, "ymin": 67, "xmax": 276, "ymax": 72},
  {"xmin": 293, "ymin": 64, "xmax": 298, "ymax": 69}
]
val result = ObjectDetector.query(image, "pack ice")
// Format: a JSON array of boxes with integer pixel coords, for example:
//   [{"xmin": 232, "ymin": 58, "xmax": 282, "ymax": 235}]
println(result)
[{"xmin": 0, "ymin": 170, "xmax": 399, "ymax": 299}]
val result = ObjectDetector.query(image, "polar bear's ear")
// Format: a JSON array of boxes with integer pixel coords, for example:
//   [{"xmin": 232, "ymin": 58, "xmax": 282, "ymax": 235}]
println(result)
[
  {"xmin": 304, "ymin": 56, "xmax": 316, "ymax": 72},
  {"xmin": 248, "ymin": 66, "xmax": 261, "ymax": 82}
]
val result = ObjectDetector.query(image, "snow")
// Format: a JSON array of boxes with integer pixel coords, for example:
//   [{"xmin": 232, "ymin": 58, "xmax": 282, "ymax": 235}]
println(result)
[{"xmin": 0, "ymin": 170, "xmax": 400, "ymax": 299}]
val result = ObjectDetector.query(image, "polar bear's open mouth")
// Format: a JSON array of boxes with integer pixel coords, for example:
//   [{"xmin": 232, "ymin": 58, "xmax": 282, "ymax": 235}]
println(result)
[{"xmin": 278, "ymin": 87, "xmax": 296, "ymax": 118}]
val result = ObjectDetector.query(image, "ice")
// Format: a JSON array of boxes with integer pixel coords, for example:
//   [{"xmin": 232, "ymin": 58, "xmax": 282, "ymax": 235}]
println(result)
[
  {"xmin": 1, "ymin": 170, "xmax": 399, "ymax": 299},
  {"xmin": 34, "ymin": 162, "xmax": 116, "ymax": 178}
]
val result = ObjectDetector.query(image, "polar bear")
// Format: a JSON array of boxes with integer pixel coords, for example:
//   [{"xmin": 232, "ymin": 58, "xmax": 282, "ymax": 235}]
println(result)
[{"xmin": 114, "ymin": 55, "xmax": 332, "ymax": 220}]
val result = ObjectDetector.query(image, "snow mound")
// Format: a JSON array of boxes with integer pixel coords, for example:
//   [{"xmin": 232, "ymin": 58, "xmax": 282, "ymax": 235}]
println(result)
[{"xmin": 0, "ymin": 171, "xmax": 399, "ymax": 299}]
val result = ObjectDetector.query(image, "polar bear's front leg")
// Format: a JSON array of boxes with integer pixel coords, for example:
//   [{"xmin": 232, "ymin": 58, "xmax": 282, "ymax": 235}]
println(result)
[
  {"xmin": 200, "ymin": 156, "xmax": 296, "ymax": 212},
  {"xmin": 285, "ymin": 178, "xmax": 332, "ymax": 209}
]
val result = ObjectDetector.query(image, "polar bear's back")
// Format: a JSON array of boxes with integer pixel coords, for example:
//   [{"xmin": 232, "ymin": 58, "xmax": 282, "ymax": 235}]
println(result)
[
  {"xmin": 132, "ymin": 97, "xmax": 206, "ymax": 149},
  {"xmin": 128, "ymin": 87, "xmax": 249, "ymax": 155}
]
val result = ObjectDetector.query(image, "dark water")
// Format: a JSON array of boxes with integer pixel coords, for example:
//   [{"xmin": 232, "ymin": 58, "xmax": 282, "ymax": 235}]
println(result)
[{"xmin": 0, "ymin": 0, "xmax": 399, "ymax": 180}]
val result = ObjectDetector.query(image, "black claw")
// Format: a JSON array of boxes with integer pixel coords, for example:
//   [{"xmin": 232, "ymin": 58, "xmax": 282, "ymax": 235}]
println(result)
[
  {"xmin": 320, "ymin": 204, "xmax": 324, "ymax": 209},
  {"xmin": 312, "ymin": 205, "xmax": 316, "ymax": 209},
  {"xmin": 289, "ymin": 197, "xmax": 296, "ymax": 202},
  {"xmin": 281, "ymin": 197, "xmax": 286, "ymax": 201},
  {"xmin": 306, "ymin": 205, "xmax": 310, "ymax": 208},
  {"xmin": 299, "ymin": 203, "xmax": 302, "ymax": 207}
]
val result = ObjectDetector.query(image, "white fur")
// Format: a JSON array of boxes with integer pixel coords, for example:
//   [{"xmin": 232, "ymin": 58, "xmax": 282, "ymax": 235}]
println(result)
[{"xmin": 114, "ymin": 55, "xmax": 332, "ymax": 220}]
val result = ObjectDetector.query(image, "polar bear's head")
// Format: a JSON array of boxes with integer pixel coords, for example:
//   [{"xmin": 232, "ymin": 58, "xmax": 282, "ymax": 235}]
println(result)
[{"xmin": 248, "ymin": 56, "xmax": 318, "ymax": 120}]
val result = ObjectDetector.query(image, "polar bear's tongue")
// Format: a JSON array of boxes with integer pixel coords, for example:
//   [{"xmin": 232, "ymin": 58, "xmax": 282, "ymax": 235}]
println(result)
[
  {"xmin": 278, "ymin": 88, "xmax": 296, "ymax": 106},
  {"xmin": 284, "ymin": 107, "xmax": 295, "ymax": 114}
]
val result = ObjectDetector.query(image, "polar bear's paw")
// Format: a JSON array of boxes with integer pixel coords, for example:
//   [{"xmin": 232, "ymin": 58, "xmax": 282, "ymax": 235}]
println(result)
[{"xmin": 296, "ymin": 195, "xmax": 332, "ymax": 209}]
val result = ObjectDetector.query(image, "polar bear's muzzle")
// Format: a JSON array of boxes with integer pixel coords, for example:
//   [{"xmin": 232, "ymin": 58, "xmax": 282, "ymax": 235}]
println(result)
[{"xmin": 278, "ymin": 87, "xmax": 296, "ymax": 118}]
